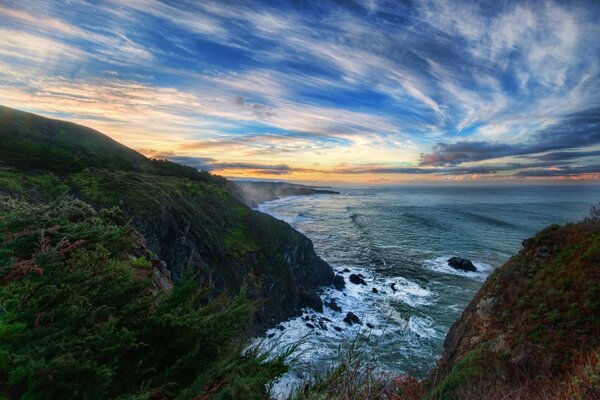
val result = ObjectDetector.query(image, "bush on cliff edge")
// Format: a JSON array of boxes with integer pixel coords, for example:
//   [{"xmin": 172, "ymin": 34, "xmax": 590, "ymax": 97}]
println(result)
[{"xmin": 0, "ymin": 197, "xmax": 286, "ymax": 399}]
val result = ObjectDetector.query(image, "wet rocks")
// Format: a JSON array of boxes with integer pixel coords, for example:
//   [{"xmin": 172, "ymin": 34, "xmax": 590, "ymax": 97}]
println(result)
[
  {"xmin": 447, "ymin": 256, "xmax": 477, "ymax": 272},
  {"xmin": 333, "ymin": 325, "xmax": 342, "ymax": 332},
  {"xmin": 333, "ymin": 274, "xmax": 345, "ymax": 290},
  {"xmin": 343, "ymin": 312, "xmax": 362, "ymax": 325},
  {"xmin": 306, "ymin": 322, "xmax": 314, "ymax": 329},
  {"xmin": 391, "ymin": 283, "xmax": 397, "ymax": 292},
  {"xmin": 372, "ymin": 287, "xmax": 378, "ymax": 293},
  {"xmin": 300, "ymin": 291, "xmax": 324, "ymax": 313},
  {"xmin": 326, "ymin": 299, "xmax": 342, "ymax": 313},
  {"xmin": 349, "ymin": 273, "xmax": 367, "ymax": 285},
  {"xmin": 366, "ymin": 322, "xmax": 375, "ymax": 329}
]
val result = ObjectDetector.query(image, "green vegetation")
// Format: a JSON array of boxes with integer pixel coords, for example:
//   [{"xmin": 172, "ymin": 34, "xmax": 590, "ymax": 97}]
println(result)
[
  {"xmin": 0, "ymin": 197, "xmax": 286, "ymax": 399},
  {"xmin": 0, "ymin": 104, "xmax": 333, "ymax": 331},
  {"xmin": 425, "ymin": 208, "xmax": 600, "ymax": 399}
]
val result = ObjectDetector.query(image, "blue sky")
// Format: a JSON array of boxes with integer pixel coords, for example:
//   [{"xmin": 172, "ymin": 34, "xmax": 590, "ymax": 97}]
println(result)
[{"xmin": 0, "ymin": 0, "xmax": 599, "ymax": 183}]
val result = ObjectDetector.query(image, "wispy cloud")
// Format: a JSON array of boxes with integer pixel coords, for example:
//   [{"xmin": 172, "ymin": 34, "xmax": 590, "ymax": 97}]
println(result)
[{"xmin": 0, "ymin": 0, "xmax": 598, "ymax": 182}]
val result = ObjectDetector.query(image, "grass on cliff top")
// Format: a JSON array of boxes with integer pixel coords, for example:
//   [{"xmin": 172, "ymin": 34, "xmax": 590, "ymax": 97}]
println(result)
[
  {"xmin": 0, "ymin": 197, "xmax": 287, "ymax": 400},
  {"xmin": 426, "ymin": 208, "xmax": 600, "ymax": 400}
]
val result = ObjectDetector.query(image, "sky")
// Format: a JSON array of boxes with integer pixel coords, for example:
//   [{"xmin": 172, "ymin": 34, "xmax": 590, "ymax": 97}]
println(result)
[{"xmin": 0, "ymin": 0, "xmax": 599, "ymax": 184}]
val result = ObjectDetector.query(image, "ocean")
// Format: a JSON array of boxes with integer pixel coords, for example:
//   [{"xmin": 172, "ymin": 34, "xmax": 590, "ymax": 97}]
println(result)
[{"xmin": 256, "ymin": 184, "xmax": 600, "ymax": 398}]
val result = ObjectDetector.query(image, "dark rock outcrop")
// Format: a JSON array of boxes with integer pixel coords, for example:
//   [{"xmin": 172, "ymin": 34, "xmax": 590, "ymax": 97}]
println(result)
[
  {"xmin": 333, "ymin": 274, "xmax": 345, "ymax": 290},
  {"xmin": 343, "ymin": 312, "xmax": 362, "ymax": 325},
  {"xmin": 300, "ymin": 291, "xmax": 323, "ymax": 313},
  {"xmin": 447, "ymin": 256, "xmax": 477, "ymax": 272},
  {"xmin": 349, "ymin": 273, "xmax": 366, "ymax": 285},
  {"xmin": 326, "ymin": 299, "xmax": 342, "ymax": 313}
]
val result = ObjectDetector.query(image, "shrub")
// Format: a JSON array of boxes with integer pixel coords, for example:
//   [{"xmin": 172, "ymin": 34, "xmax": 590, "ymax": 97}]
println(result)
[{"xmin": 0, "ymin": 197, "xmax": 286, "ymax": 399}]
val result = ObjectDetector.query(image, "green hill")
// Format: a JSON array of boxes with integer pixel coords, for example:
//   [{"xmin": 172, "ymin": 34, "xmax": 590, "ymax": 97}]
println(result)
[{"xmin": 0, "ymin": 105, "xmax": 335, "ymax": 329}]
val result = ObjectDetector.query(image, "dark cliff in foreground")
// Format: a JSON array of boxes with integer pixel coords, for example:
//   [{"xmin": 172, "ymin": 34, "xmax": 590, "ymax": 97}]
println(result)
[
  {"xmin": 0, "ymin": 105, "xmax": 335, "ymax": 329},
  {"xmin": 426, "ymin": 218, "xmax": 600, "ymax": 399}
]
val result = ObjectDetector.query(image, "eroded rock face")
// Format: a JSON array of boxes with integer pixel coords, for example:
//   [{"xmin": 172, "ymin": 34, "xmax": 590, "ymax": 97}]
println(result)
[{"xmin": 122, "ymin": 194, "xmax": 335, "ymax": 333}]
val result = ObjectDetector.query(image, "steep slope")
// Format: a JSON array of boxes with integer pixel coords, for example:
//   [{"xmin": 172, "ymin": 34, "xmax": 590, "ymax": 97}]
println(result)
[
  {"xmin": 427, "ymin": 219, "xmax": 600, "ymax": 399},
  {"xmin": 0, "ymin": 105, "xmax": 146, "ymax": 172},
  {"xmin": 0, "ymin": 105, "xmax": 335, "ymax": 329},
  {"xmin": 0, "ymin": 197, "xmax": 287, "ymax": 399}
]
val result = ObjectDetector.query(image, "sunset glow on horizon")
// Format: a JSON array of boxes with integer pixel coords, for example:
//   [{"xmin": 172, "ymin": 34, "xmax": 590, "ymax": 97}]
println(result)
[{"xmin": 1, "ymin": 1, "xmax": 599, "ymax": 184}]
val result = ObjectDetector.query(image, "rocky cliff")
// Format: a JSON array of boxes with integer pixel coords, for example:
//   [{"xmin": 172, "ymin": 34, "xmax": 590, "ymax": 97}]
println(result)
[
  {"xmin": 0, "ymin": 105, "xmax": 335, "ymax": 330},
  {"xmin": 427, "ymin": 219, "xmax": 600, "ymax": 399}
]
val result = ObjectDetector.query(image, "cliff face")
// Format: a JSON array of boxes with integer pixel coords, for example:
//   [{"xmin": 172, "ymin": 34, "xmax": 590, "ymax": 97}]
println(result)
[
  {"xmin": 428, "ymin": 220, "xmax": 600, "ymax": 399},
  {"xmin": 0, "ymin": 105, "xmax": 335, "ymax": 330}
]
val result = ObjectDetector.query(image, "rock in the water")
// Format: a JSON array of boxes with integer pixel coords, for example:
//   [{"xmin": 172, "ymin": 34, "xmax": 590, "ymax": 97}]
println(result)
[
  {"xmin": 326, "ymin": 299, "xmax": 342, "ymax": 313},
  {"xmin": 300, "ymin": 291, "xmax": 324, "ymax": 312},
  {"xmin": 349, "ymin": 273, "xmax": 366, "ymax": 285},
  {"xmin": 306, "ymin": 322, "xmax": 314, "ymax": 329},
  {"xmin": 343, "ymin": 312, "xmax": 362, "ymax": 325},
  {"xmin": 447, "ymin": 257, "xmax": 477, "ymax": 272},
  {"xmin": 333, "ymin": 274, "xmax": 345, "ymax": 290},
  {"xmin": 366, "ymin": 323, "xmax": 374, "ymax": 329},
  {"xmin": 333, "ymin": 325, "xmax": 342, "ymax": 332},
  {"xmin": 342, "ymin": 268, "xmax": 351, "ymax": 273},
  {"xmin": 372, "ymin": 287, "xmax": 378, "ymax": 293},
  {"xmin": 390, "ymin": 283, "xmax": 397, "ymax": 292},
  {"xmin": 268, "ymin": 333, "xmax": 275, "ymax": 338}
]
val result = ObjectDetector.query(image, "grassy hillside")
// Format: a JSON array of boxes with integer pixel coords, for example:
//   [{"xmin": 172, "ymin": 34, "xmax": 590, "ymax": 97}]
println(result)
[
  {"xmin": 0, "ymin": 197, "xmax": 287, "ymax": 399},
  {"xmin": 0, "ymin": 105, "xmax": 215, "ymax": 182},
  {"xmin": 426, "ymin": 216, "xmax": 600, "ymax": 399},
  {"xmin": 0, "ymin": 105, "xmax": 334, "ymax": 330}
]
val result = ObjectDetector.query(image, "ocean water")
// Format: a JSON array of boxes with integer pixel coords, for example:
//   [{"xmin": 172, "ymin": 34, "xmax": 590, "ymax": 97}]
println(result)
[{"xmin": 256, "ymin": 184, "xmax": 600, "ymax": 398}]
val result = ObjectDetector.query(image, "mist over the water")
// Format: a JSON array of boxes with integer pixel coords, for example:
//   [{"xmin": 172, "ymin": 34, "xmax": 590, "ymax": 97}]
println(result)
[{"xmin": 258, "ymin": 184, "xmax": 600, "ymax": 398}]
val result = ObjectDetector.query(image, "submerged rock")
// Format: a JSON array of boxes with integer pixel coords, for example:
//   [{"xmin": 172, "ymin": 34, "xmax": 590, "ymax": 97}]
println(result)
[
  {"xmin": 333, "ymin": 325, "xmax": 342, "ymax": 332},
  {"xmin": 447, "ymin": 256, "xmax": 477, "ymax": 272},
  {"xmin": 366, "ymin": 323, "xmax": 375, "ymax": 329},
  {"xmin": 372, "ymin": 287, "xmax": 378, "ymax": 293},
  {"xmin": 390, "ymin": 283, "xmax": 397, "ymax": 292},
  {"xmin": 343, "ymin": 312, "xmax": 362, "ymax": 325},
  {"xmin": 306, "ymin": 323, "xmax": 314, "ymax": 329},
  {"xmin": 349, "ymin": 273, "xmax": 367, "ymax": 285},
  {"xmin": 333, "ymin": 274, "xmax": 346, "ymax": 290}
]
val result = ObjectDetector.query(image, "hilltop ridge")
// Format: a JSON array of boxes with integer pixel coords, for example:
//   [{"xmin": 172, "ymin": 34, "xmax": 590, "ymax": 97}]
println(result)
[{"xmin": 0, "ymin": 105, "xmax": 336, "ymax": 329}]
